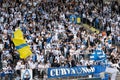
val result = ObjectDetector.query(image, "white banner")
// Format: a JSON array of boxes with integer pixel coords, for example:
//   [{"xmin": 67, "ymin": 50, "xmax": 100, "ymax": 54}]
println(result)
[{"xmin": 21, "ymin": 69, "xmax": 33, "ymax": 80}]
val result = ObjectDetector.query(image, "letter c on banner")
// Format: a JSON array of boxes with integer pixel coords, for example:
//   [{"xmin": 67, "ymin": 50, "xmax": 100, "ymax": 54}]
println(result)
[{"xmin": 50, "ymin": 69, "xmax": 55, "ymax": 77}]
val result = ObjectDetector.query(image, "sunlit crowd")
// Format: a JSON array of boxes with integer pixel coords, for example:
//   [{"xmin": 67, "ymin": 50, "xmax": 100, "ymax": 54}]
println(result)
[{"xmin": 0, "ymin": 0, "xmax": 120, "ymax": 79}]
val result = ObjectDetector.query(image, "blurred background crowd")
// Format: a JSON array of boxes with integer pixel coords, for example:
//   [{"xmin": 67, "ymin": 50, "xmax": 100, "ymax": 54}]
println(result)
[{"xmin": 0, "ymin": 0, "xmax": 120, "ymax": 79}]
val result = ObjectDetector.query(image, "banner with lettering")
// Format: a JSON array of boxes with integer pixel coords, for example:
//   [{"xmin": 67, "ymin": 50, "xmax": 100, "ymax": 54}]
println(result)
[{"xmin": 48, "ymin": 65, "xmax": 106, "ymax": 78}]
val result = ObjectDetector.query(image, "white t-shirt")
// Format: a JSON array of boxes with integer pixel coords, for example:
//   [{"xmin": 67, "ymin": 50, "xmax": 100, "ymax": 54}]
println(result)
[
  {"xmin": 2, "ymin": 60, "xmax": 7, "ymax": 68},
  {"xmin": 44, "ymin": 64, "xmax": 49, "ymax": 69},
  {"xmin": 38, "ymin": 63, "xmax": 44, "ymax": 71},
  {"xmin": 69, "ymin": 49, "xmax": 75, "ymax": 56},
  {"xmin": 53, "ymin": 33, "xmax": 58, "ymax": 41},
  {"xmin": 20, "ymin": 64, "xmax": 25, "ymax": 69},
  {"xmin": 60, "ymin": 13, "xmax": 65, "ymax": 19},
  {"xmin": 15, "ymin": 65, "xmax": 21, "ymax": 70},
  {"xmin": 58, "ymin": 24, "xmax": 64, "ymax": 29},
  {"xmin": 31, "ymin": 63, "xmax": 37, "ymax": 69},
  {"xmin": 0, "ymin": 44, "xmax": 4, "ymax": 50},
  {"xmin": 53, "ymin": 50, "xmax": 61, "ymax": 56},
  {"xmin": 37, "ymin": 54, "xmax": 44, "ymax": 63}
]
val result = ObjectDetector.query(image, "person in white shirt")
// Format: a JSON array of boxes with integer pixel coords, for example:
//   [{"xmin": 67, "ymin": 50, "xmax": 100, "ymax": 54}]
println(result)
[
  {"xmin": 37, "ymin": 53, "xmax": 44, "ymax": 63},
  {"xmin": 0, "ymin": 43, "xmax": 4, "ymax": 51},
  {"xmin": 20, "ymin": 62, "xmax": 25, "ymax": 69},
  {"xmin": 69, "ymin": 48, "xmax": 75, "ymax": 57},
  {"xmin": 31, "ymin": 61, "xmax": 38, "ymax": 78},
  {"xmin": 15, "ymin": 60, "xmax": 22, "ymax": 76},
  {"xmin": 38, "ymin": 61, "xmax": 44, "ymax": 78}
]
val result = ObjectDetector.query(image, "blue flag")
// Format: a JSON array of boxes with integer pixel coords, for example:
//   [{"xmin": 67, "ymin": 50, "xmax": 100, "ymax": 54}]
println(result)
[
  {"xmin": 90, "ymin": 50, "xmax": 106, "ymax": 61},
  {"xmin": 46, "ymin": 36, "xmax": 52, "ymax": 43}
]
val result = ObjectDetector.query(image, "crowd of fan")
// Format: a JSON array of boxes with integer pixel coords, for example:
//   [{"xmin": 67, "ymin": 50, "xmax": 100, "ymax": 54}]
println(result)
[{"xmin": 0, "ymin": 0, "xmax": 120, "ymax": 79}]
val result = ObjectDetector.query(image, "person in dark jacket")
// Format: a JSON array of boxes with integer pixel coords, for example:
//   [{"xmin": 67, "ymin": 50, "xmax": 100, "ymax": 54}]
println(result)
[
  {"xmin": 71, "ymin": 59, "xmax": 76, "ymax": 67},
  {"xmin": 51, "ymin": 59, "xmax": 60, "ymax": 67}
]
